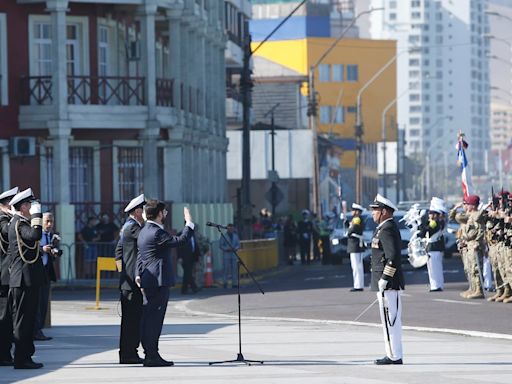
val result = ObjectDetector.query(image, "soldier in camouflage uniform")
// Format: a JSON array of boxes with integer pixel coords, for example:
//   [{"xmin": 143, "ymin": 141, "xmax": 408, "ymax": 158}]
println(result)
[
  {"xmin": 498, "ymin": 192, "xmax": 512, "ymax": 303},
  {"xmin": 449, "ymin": 195, "xmax": 486, "ymax": 299},
  {"xmin": 486, "ymin": 194, "xmax": 505, "ymax": 302}
]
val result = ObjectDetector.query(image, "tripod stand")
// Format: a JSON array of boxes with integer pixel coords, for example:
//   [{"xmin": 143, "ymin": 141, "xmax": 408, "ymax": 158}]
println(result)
[{"xmin": 209, "ymin": 224, "xmax": 265, "ymax": 366}]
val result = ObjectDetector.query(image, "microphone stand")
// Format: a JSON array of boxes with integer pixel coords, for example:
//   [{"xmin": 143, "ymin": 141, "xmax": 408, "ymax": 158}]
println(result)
[{"xmin": 208, "ymin": 224, "xmax": 265, "ymax": 366}]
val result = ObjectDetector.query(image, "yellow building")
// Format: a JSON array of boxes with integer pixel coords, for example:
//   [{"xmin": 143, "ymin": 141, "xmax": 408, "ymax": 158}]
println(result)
[{"xmin": 252, "ymin": 37, "xmax": 397, "ymax": 206}]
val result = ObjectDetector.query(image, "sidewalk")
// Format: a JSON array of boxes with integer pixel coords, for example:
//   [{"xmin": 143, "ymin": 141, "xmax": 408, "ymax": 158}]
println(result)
[{"xmin": 2, "ymin": 295, "xmax": 512, "ymax": 384}]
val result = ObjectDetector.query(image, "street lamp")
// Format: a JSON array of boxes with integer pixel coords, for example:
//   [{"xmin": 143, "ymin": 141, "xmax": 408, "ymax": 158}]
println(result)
[
  {"xmin": 355, "ymin": 47, "xmax": 420, "ymax": 203},
  {"xmin": 308, "ymin": 7, "xmax": 384, "ymax": 215},
  {"xmin": 483, "ymin": 34, "xmax": 512, "ymax": 47},
  {"xmin": 422, "ymin": 116, "xmax": 453, "ymax": 199},
  {"xmin": 487, "ymin": 53, "xmax": 512, "ymax": 67},
  {"xmin": 485, "ymin": 10, "xmax": 512, "ymax": 23},
  {"xmin": 381, "ymin": 88, "xmax": 410, "ymax": 197},
  {"xmin": 491, "ymin": 85, "xmax": 512, "ymax": 97}
]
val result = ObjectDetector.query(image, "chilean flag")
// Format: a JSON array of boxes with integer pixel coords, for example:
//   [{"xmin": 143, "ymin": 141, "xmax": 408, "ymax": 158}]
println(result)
[{"xmin": 456, "ymin": 134, "xmax": 474, "ymax": 198}]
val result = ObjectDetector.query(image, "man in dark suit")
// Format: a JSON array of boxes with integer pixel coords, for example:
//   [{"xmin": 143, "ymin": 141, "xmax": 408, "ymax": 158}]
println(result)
[
  {"xmin": 8, "ymin": 188, "xmax": 44, "ymax": 369},
  {"xmin": 369, "ymin": 194, "xmax": 405, "ymax": 365},
  {"xmin": 177, "ymin": 227, "xmax": 200, "ymax": 294},
  {"xmin": 115, "ymin": 193, "xmax": 146, "ymax": 364},
  {"xmin": 34, "ymin": 212, "xmax": 61, "ymax": 341},
  {"xmin": 136, "ymin": 200, "xmax": 194, "ymax": 367},
  {"xmin": 0, "ymin": 187, "xmax": 18, "ymax": 366}
]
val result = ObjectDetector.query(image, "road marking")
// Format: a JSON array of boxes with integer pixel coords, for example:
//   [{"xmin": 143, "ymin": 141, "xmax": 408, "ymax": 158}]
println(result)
[
  {"xmin": 175, "ymin": 301, "xmax": 512, "ymax": 341},
  {"xmin": 433, "ymin": 299, "xmax": 481, "ymax": 306},
  {"xmin": 304, "ymin": 277, "xmax": 325, "ymax": 281}
]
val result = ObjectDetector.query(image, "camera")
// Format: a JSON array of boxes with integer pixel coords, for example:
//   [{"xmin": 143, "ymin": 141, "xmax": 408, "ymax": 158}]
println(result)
[{"xmin": 51, "ymin": 247, "xmax": 63, "ymax": 257}]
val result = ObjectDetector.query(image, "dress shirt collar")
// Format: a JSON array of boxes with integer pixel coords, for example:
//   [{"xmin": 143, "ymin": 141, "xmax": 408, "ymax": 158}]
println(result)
[
  {"xmin": 377, "ymin": 217, "xmax": 394, "ymax": 229},
  {"xmin": 146, "ymin": 220, "xmax": 164, "ymax": 230}
]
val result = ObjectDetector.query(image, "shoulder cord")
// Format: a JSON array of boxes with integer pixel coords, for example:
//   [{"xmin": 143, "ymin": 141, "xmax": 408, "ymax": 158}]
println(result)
[
  {"xmin": 15, "ymin": 220, "xmax": 40, "ymax": 265},
  {"xmin": 0, "ymin": 231, "xmax": 7, "ymax": 255}
]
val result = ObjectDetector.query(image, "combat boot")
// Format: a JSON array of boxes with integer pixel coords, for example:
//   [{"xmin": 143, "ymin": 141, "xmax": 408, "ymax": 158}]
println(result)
[
  {"xmin": 459, "ymin": 288, "xmax": 473, "ymax": 298},
  {"xmin": 495, "ymin": 286, "xmax": 511, "ymax": 302},
  {"xmin": 466, "ymin": 288, "xmax": 484, "ymax": 299},
  {"xmin": 487, "ymin": 289, "xmax": 504, "ymax": 302}
]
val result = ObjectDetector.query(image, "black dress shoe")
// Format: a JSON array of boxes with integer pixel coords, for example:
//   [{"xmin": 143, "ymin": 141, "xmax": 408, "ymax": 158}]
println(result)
[
  {"xmin": 374, "ymin": 356, "xmax": 403, "ymax": 365},
  {"xmin": 14, "ymin": 360, "xmax": 44, "ymax": 369},
  {"xmin": 34, "ymin": 334, "xmax": 52, "ymax": 341},
  {"xmin": 350, "ymin": 288, "xmax": 364, "ymax": 292},
  {"xmin": 429, "ymin": 288, "xmax": 443, "ymax": 292},
  {"xmin": 0, "ymin": 358, "xmax": 14, "ymax": 366},
  {"xmin": 143, "ymin": 357, "xmax": 174, "ymax": 367},
  {"xmin": 120, "ymin": 356, "xmax": 144, "ymax": 364}
]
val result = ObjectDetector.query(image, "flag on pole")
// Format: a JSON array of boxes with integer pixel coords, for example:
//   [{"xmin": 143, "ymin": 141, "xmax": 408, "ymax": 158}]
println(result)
[{"xmin": 456, "ymin": 131, "xmax": 473, "ymax": 199}]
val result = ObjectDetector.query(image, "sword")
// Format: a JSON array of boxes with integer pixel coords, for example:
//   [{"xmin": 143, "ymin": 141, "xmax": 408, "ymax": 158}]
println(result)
[{"xmin": 381, "ymin": 291, "xmax": 393, "ymax": 357}]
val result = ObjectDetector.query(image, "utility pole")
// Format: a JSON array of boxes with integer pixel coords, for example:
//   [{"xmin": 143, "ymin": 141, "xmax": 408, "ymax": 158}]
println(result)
[
  {"xmin": 264, "ymin": 103, "xmax": 280, "ymax": 218},
  {"xmin": 239, "ymin": 1, "xmax": 307, "ymax": 239},
  {"xmin": 240, "ymin": 26, "xmax": 253, "ymax": 239}
]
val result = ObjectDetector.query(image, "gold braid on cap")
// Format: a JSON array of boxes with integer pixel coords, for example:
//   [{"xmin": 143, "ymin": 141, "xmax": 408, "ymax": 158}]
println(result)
[{"xmin": 15, "ymin": 220, "xmax": 40, "ymax": 265}]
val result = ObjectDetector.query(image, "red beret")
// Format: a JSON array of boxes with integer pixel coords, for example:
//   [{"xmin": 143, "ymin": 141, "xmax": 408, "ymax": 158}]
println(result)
[{"xmin": 464, "ymin": 195, "xmax": 480, "ymax": 206}]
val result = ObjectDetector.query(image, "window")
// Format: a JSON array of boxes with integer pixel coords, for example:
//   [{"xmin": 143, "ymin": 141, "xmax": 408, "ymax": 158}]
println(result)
[
  {"xmin": 347, "ymin": 106, "xmax": 357, "ymax": 113},
  {"xmin": 411, "ymin": 12, "xmax": 421, "ymax": 19},
  {"xmin": 411, "ymin": 1, "xmax": 421, "ymax": 7},
  {"xmin": 347, "ymin": 64, "xmax": 358, "ymax": 81},
  {"xmin": 33, "ymin": 21, "xmax": 53, "ymax": 76},
  {"xmin": 332, "ymin": 64, "xmax": 344, "ymax": 81},
  {"xmin": 389, "ymin": 13, "xmax": 397, "ymax": 20},
  {"xmin": 319, "ymin": 64, "xmax": 330, "ymax": 82},
  {"xmin": 98, "ymin": 26, "xmax": 109, "ymax": 76},
  {"xmin": 390, "ymin": 1, "xmax": 397, "ymax": 9},
  {"xmin": 320, "ymin": 106, "xmax": 330, "ymax": 124},
  {"xmin": 70, "ymin": 147, "xmax": 95, "ymax": 202},
  {"xmin": 410, "ymin": 117, "xmax": 421, "ymax": 125},
  {"xmin": 409, "ymin": 58, "xmax": 420, "ymax": 66},
  {"xmin": 410, "ymin": 94, "xmax": 420, "ymax": 101},
  {"xmin": 0, "ymin": 13, "xmax": 7, "ymax": 105},
  {"xmin": 334, "ymin": 107, "xmax": 345, "ymax": 123},
  {"xmin": 117, "ymin": 147, "xmax": 144, "ymax": 202}
]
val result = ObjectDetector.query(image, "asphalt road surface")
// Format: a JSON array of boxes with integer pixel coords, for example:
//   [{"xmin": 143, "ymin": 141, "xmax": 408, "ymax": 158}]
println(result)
[{"xmin": 182, "ymin": 256, "xmax": 512, "ymax": 336}]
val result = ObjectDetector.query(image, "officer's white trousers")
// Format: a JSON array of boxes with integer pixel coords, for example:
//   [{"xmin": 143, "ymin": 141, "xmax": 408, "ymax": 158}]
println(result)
[
  {"xmin": 377, "ymin": 290, "xmax": 403, "ymax": 361},
  {"xmin": 427, "ymin": 251, "xmax": 444, "ymax": 290},
  {"xmin": 350, "ymin": 252, "xmax": 364, "ymax": 289}
]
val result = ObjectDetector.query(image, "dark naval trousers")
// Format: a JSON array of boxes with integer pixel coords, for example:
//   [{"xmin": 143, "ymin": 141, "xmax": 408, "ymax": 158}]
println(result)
[
  {"xmin": 0, "ymin": 286, "xmax": 13, "ymax": 360},
  {"xmin": 140, "ymin": 286, "xmax": 169, "ymax": 359},
  {"xmin": 120, "ymin": 289, "xmax": 143, "ymax": 358}
]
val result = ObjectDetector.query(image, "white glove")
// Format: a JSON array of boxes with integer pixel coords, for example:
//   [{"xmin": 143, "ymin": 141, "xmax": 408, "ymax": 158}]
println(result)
[
  {"xmin": 378, "ymin": 278, "xmax": 388, "ymax": 293},
  {"xmin": 29, "ymin": 201, "xmax": 42, "ymax": 215}
]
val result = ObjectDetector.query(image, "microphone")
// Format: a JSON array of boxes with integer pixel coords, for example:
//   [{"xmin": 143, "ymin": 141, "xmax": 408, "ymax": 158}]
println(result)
[{"xmin": 206, "ymin": 221, "xmax": 228, "ymax": 230}]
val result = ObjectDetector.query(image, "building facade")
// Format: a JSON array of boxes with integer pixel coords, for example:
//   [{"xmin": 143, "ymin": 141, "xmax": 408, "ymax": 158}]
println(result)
[
  {"xmin": 251, "ymin": 0, "xmax": 397, "ymax": 208},
  {"xmin": 0, "ymin": 0, "xmax": 237, "ymax": 279},
  {"xmin": 369, "ymin": 0, "xmax": 491, "ymax": 179}
]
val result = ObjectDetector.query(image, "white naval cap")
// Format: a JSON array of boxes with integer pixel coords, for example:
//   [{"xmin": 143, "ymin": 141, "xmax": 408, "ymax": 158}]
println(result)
[
  {"xmin": 369, "ymin": 193, "xmax": 397, "ymax": 212},
  {"xmin": 429, "ymin": 197, "xmax": 447, "ymax": 214},
  {"xmin": 351, "ymin": 203, "xmax": 364, "ymax": 211},
  {"xmin": 124, "ymin": 193, "xmax": 146, "ymax": 213},
  {"xmin": 9, "ymin": 188, "xmax": 35, "ymax": 208},
  {"xmin": 0, "ymin": 186, "xmax": 19, "ymax": 203}
]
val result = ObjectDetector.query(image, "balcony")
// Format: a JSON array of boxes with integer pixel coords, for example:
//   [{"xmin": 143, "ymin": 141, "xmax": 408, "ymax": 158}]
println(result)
[{"xmin": 20, "ymin": 75, "xmax": 146, "ymax": 106}]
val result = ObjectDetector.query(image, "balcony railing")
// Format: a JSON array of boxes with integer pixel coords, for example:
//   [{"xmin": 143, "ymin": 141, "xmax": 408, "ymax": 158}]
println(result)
[
  {"xmin": 156, "ymin": 78, "xmax": 174, "ymax": 107},
  {"xmin": 68, "ymin": 76, "xmax": 145, "ymax": 105},
  {"xmin": 20, "ymin": 75, "xmax": 146, "ymax": 106},
  {"xmin": 20, "ymin": 76, "xmax": 53, "ymax": 105}
]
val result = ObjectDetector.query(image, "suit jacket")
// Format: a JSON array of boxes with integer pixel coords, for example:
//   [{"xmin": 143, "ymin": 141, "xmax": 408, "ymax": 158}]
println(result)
[
  {"xmin": 39, "ymin": 230, "xmax": 57, "ymax": 283},
  {"xmin": 370, "ymin": 218, "xmax": 405, "ymax": 291},
  {"xmin": 136, "ymin": 222, "xmax": 193, "ymax": 288},
  {"xmin": 0, "ymin": 211, "xmax": 12, "ymax": 286},
  {"xmin": 8, "ymin": 214, "xmax": 44, "ymax": 288},
  {"xmin": 115, "ymin": 217, "xmax": 143, "ymax": 291},
  {"xmin": 177, "ymin": 232, "xmax": 201, "ymax": 265}
]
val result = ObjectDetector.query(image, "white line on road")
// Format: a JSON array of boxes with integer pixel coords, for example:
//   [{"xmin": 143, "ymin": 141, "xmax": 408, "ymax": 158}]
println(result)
[
  {"xmin": 175, "ymin": 301, "xmax": 512, "ymax": 341},
  {"xmin": 432, "ymin": 299, "xmax": 482, "ymax": 306}
]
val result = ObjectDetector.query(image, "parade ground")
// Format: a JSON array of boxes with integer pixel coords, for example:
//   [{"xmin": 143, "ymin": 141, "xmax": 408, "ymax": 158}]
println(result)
[{"xmin": 2, "ymin": 260, "xmax": 512, "ymax": 384}]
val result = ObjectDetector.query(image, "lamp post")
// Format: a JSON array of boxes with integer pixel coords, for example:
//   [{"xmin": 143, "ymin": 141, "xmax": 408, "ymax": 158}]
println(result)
[
  {"xmin": 380, "ymin": 88, "xmax": 409, "ymax": 197},
  {"xmin": 422, "ymin": 116, "xmax": 453, "ymax": 199},
  {"xmin": 355, "ymin": 47, "xmax": 416, "ymax": 203},
  {"xmin": 308, "ymin": 7, "xmax": 383, "ymax": 215},
  {"xmin": 485, "ymin": 10, "xmax": 512, "ymax": 23}
]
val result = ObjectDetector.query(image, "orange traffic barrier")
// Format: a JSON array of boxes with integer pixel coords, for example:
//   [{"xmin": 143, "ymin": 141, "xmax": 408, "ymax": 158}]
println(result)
[{"xmin": 204, "ymin": 250, "xmax": 214, "ymax": 288}]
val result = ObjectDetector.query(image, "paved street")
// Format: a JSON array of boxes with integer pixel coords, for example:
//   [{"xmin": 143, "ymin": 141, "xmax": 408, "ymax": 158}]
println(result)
[{"xmin": 2, "ymin": 257, "xmax": 512, "ymax": 384}]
